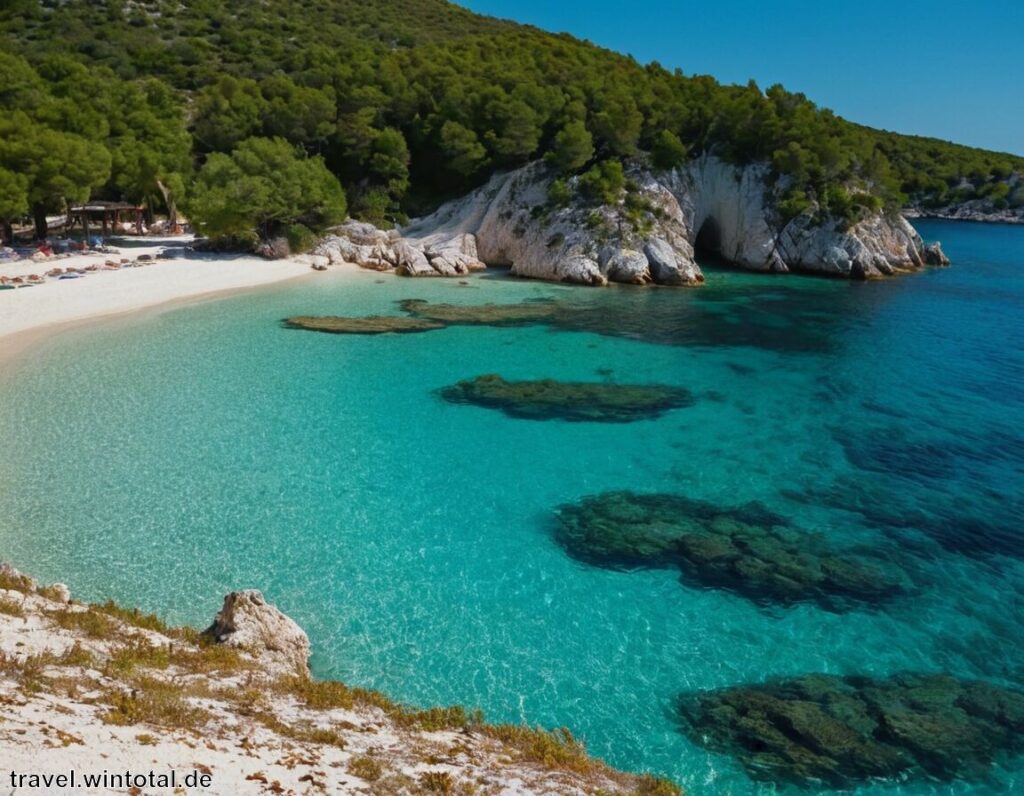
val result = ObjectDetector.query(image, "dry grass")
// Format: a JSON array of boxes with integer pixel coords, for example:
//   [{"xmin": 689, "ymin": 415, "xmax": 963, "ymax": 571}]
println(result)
[
  {"xmin": 46, "ymin": 608, "xmax": 118, "ymax": 639},
  {"xmin": 100, "ymin": 676, "xmax": 210, "ymax": 730},
  {"xmin": 56, "ymin": 643, "xmax": 94, "ymax": 668},
  {"xmin": 348, "ymin": 755, "xmax": 385, "ymax": 781},
  {"xmin": 93, "ymin": 600, "xmax": 172, "ymax": 633},
  {"xmin": 418, "ymin": 770, "xmax": 455, "ymax": 794},
  {"xmin": 480, "ymin": 725, "xmax": 596, "ymax": 774},
  {"xmin": 0, "ymin": 597, "xmax": 25, "ymax": 618},
  {"xmin": 105, "ymin": 639, "xmax": 173, "ymax": 674},
  {"xmin": 0, "ymin": 569, "xmax": 34, "ymax": 592},
  {"xmin": 36, "ymin": 584, "xmax": 67, "ymax": 602}
]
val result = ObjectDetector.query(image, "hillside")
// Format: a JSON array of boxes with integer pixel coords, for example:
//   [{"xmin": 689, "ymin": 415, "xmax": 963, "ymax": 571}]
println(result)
[{"xmin": 1, "ymin": 0, "xmax": 1021, "ymax": 245}]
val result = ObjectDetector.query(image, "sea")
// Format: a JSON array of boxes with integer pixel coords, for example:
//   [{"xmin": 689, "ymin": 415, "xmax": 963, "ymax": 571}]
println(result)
[{"xmin": 1, "ymin": 219, "xmax": 1021, "ymax": 794}]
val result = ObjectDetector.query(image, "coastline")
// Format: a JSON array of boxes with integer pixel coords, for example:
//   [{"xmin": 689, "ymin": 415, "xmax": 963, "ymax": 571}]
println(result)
[
  {"xmin": 0, "ymin": 248, "xmax": 368, "ymax": 378},
  {"xmin": 0, "ymin": 563, "xmax": 676, "ymax": 795},
  {"xmin": 903, "ymin": 208, "xmax": 1024, "ymax": 225}
]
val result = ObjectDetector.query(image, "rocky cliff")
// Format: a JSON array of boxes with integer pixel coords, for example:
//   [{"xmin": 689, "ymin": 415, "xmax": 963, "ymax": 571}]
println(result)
[
  {"xmin": 0, "ymin": 563, "xmax": 678, "ymax": 796},
  {"xmin": 314, "ymin": 156, "xmax": 948, "ymax": 285}
]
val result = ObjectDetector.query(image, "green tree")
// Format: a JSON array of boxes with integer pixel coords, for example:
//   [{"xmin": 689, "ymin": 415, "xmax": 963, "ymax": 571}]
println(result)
[
  {"xmin": 650, "ymin": 130, "xmax": 688, "ymax": 170},
  {"xmin": 188, "ymin": 137, "xmax": 346, "ymax": 244},
  {"xmin": 545, "ymin": 121, "xmax": 593, "ymax": 173},
  {"xmin": 0, "ymin": 113, "xmax": 111, "ymax": 238},
  {"xmin": 193, "ymin": 76, "xmax": 266, "ymax": 152},
  {"xmin": 259, "ymin": 76, "xmax": 336, "ymax": 147},
  {"xmin": 439, "ymin": 121, "xmax": 488, "ymax": 176},
  {"xmin": 107, "ymin": 79, "xmax": 192, "ymax": 223},
  {"xmin": 0, "ymin": 168, "xmax": 29, "ymax": 244}
]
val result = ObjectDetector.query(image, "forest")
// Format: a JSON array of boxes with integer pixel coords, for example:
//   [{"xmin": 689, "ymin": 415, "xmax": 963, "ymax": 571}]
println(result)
[{"xmin": 1, "ymin": 0, "xmax": 1021, "ymax": 246}]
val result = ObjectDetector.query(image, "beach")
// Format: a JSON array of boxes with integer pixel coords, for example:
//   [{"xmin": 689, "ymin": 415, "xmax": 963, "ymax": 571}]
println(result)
[{"xmin": 0, "ymin": 236, "xmax": 331, "ymax": 369}]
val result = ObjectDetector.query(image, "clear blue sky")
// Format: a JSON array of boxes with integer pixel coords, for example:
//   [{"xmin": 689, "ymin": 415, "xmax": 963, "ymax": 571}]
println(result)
[{"xmin": 458, "ymin": 0, "xmax": 1024, "ymax": 156}]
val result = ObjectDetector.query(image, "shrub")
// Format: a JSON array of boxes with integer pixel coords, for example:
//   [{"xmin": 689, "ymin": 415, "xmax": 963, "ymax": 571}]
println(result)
[
  {"xmin": 547, "ymin": 178, "xmax": 572, "ymax": 207},
  {"xmin": 286, "ymin": 223, "xmax": 317, "ymax": 254},
  {"xmin": 578, "ymin": 160, "xmax": 625, "ymax": 205},
  {"xmin": 777, "ymin": 189, "xmax": 812, "ymax": 223}
]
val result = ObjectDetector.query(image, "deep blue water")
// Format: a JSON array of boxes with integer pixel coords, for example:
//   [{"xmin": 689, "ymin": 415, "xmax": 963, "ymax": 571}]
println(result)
[{"xmin": 0, "ymin": 219, "xmax": 1022, "ymax": 794}]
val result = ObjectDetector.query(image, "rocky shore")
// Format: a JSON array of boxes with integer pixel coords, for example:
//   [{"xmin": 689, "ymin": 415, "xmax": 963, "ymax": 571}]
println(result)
[
  {"xmin": 904, "ymin": 205, "xmax": 1024, "ymax": 224},
  {"xmin": 0, "ymin": 563, "xmax": 678, "ymax": 796},
  {"xmin": 313, "ymin": 157, "xmax": 949, "ymax": 285}
]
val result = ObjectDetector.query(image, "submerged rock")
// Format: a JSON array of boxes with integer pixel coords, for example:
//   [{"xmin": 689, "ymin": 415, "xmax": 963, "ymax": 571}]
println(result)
[
  {"xmin": 204, "ymin": 589, "xmax": 310, "ymax": 678},
  {"xmin": 440, "ymin": 375, "xmax": 693, "ymax": 422},
  {"xmin": 284, "ymin": 315, "xmax": 445, "ymax": 335},
  {"xmin": 677, "ymin": 672, "xmax": 1024, "ymax": 788},
  {"xmin": 554, "ymin": 491, "xmax": 902, "ymax": 608},
  {"xmin": 399, "ymin": 298, "xmax": 565, "ymax": 326}
]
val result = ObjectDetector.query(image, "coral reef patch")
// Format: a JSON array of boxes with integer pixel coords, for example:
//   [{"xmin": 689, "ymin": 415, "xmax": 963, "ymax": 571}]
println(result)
[
  {"xmin": 676, "ymin": 672, "xmax": 1024, "ymax": 788},
  {"xmin": 284, "ymin": 315, "xmax": 445, "ymax": 335},
  {"xmin": 554, "ymin": 491, "xmax": 904, "ymax": 609},
  {"xmin": 440, "ymin": 375, "xmax": 693, "ymax": 422},
  {"xmin": 398, "ymin": 298, "xmax": 565, "ymax": 326}
]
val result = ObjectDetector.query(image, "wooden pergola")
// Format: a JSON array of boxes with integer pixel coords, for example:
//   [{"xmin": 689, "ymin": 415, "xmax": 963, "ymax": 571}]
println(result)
[{"xmin": 68, "ymin": 202, "xmax": 145, "ymax": 238}]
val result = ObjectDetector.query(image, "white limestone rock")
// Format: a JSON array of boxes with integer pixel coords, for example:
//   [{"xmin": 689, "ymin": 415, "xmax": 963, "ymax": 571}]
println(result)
[
  {"xmin": 312, "ymin": 156, "xmax": 947, "ymax": 284},
  {"xmin": 205, "ymin": 590, "xmax": 310, "ymax": 678}
]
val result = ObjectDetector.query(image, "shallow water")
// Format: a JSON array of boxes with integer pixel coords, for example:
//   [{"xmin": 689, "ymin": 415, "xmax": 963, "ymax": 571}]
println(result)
[{"xmin": 1, "ymin": 219, "xmax": 1022, "ymax": 794}]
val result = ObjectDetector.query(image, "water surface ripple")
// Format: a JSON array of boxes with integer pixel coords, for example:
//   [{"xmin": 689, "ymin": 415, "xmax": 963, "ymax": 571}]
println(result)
[{"xmin": 1, "ymin": 220, "xmax": 1022, "ymax": 794}]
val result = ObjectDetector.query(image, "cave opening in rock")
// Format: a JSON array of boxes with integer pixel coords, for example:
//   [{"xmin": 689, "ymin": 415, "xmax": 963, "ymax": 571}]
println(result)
[{"xmin": 694, "ymin": 216, "xmax": 725, "ymax": 262}]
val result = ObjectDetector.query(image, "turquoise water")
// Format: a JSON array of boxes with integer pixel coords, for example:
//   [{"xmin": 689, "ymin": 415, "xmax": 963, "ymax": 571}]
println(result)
[{"xmin": 0, "ymin": 219, "xmax": 1022, "ymax": 794}]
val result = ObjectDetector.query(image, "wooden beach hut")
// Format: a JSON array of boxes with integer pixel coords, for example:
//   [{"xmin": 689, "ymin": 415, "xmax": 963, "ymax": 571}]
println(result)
[{"xmin": 68, "ymin": 202, "xmax": 146, "ymax": 238}]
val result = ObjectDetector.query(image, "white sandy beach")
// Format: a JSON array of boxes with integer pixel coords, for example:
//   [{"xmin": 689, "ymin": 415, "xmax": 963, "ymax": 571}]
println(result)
[{"xmin": 0, "ymin": 236, "xmax": 340, "ymax": 367}]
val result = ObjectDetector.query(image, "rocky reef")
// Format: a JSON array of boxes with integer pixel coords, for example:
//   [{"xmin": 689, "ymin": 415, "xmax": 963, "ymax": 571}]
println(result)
[
  {"xmin": 554, "ymin": 491, "xmax": 904, "ymax": 609},
  {"xmin": 677, "ymin": 672, "xmax": 1024, "ymax": 788},
  {"xmin": 284, "ymin": 314, "xmax": 445, "ymax": 334},
  {"xmin": 399, "ymin": 297, "xmax": 564, "ymax": 325},
  {"xmin": 440, "ymin": 375, "xmax": 694, "ymax": 422},
  {"xmin": 313, "ymin": 156, "xmax": 948, "ymax": 285}
]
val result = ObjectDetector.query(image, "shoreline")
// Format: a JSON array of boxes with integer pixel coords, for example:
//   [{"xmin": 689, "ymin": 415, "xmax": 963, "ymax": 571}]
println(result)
[
  {"xmin": 903, "ymin": 209, "xmax": 1024, "ymax": 226},
  {"xmin": 0, "ymin": 563, "xmax": 675, "ymax": 795},
  {"xmin": 0, "ymin": 247, "xmax": 369, "ymax": 377}
]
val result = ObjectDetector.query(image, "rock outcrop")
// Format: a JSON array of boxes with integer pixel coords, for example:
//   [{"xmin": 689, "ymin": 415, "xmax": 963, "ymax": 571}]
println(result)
[
  {"xmin": 204, "ymin": 589, "xmax": 311, "ymax": 678},
  {"xmin": 314, "ymin": 156, "xmax": 948, "ymax": 285}
]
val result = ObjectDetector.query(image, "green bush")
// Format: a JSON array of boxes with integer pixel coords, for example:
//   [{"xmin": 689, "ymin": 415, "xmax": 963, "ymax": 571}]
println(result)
[
  {"xmin": 578, "ymin": 160, "xmax": 625, "ymax": 206},
  {"xmin": 777, "ymin": 189, "xmax": 812, "ymax": 223},
  {"xmin": 286, "ymin": 223, "xmax": 318, "ymax": 254},
  {"xmin": 547, "ymin": 178, "xmax": 572, "ymax": 207}
]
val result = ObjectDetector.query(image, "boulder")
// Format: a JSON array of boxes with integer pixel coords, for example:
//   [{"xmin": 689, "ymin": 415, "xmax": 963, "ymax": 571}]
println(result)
[
  {"xmin": 255, "ymin": 237, "xmax": 290, "ymax": 259},
  {"xmin": 643, "ymin": 239, "xmax": 702, "ymax": 285},
  {"xmin": 924, "ymin": 242, "xmax": 951, "ymax": 265},
  {"xmin": 204, "ymin": 590, "xmax": 310, "ymax": 678}
]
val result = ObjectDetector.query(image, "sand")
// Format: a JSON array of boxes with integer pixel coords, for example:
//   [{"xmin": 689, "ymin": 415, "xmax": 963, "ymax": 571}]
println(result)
[{"xmin": 0, "ymin": 236, "xmax": 352, "ymax": 370}]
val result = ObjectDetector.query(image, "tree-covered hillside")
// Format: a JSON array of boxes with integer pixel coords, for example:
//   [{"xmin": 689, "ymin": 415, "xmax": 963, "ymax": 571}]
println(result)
[{"xmin": 1, "ymin": 0, "xmax": 1021, "ymax": 244}]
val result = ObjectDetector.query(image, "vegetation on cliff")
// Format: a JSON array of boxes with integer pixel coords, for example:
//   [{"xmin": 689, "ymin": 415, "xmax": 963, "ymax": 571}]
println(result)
[{"xmin": 1, "ymin": 0, "xmax": 1021, "ymax": 244}]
